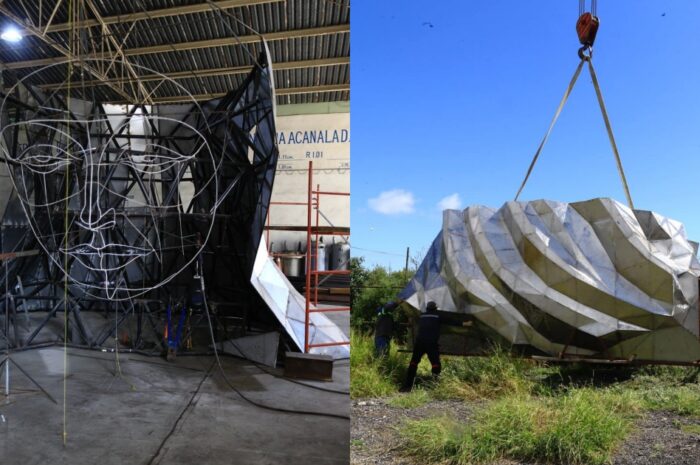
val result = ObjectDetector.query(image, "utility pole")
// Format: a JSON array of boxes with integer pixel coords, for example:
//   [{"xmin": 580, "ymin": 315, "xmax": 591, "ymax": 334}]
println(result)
[{"xmin": 404, "ymin": 247, "xmax": 410, "ymax": 282}]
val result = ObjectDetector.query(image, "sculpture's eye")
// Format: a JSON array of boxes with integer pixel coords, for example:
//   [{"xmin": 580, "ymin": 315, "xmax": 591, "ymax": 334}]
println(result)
[
  {"xmin": 114, "ymin": 116, "xmax": 200, "ymax": 175},
  {"xmin": 125, "ymin": 142, "xmax": 197, "ymax": 174},
  {"xmin": 9, "ymin": 122, "xmax": 82, "ymax": 175},
  {"xmin": 18, "ymin": 144, "xmax": 72, "ymax": 173}
]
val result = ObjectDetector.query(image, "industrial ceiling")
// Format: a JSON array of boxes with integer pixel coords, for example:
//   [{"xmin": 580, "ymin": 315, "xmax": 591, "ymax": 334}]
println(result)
[{"xmin": 0, "ymin": 0, "xmax": 350, "ymax": 105}]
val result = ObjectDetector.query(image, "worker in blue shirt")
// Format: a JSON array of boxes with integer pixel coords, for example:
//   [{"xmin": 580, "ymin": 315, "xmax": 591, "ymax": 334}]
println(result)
[{"xmin": 374, "ymin": 301, "xmax": 397, "ymax": 357}]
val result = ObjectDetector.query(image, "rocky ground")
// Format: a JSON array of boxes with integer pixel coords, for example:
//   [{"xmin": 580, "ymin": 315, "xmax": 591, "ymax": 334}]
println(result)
[
  {"xmin": 613, "ymin": 413, "xmax": 700, "ymax": 465},
  {"xmin": 350, "ymin": 398, "xmax": 700, "ymax": 465}
]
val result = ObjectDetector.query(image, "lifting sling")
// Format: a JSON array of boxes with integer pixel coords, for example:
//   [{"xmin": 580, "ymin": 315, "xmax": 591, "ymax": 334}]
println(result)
[{"xmin": 514, "ymin": 0, "xmax": 634, "ymax": 209}]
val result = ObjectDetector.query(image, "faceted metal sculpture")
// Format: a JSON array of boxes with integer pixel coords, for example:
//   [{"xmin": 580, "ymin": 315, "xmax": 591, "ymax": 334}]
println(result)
[
  {"xmin": 251, "ymin": 237, "xmax": 349, "ymax": 359},
  {"xmin": 400, "ymin": 198, "xmax": 700, "ymax": 363}
]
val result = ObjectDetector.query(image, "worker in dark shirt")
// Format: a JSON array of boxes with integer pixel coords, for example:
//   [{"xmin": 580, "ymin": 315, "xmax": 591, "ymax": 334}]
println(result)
[
  {"xmin": 374, "ymin": 301, "xmax": 397, "ymax": 357},
  {"xmin": 400, "ymin": 301, "xmax": 458, "ymax": 392}
]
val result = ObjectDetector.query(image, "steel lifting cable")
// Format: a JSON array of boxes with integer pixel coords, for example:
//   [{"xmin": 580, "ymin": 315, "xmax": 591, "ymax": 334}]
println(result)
[
  {"xmin": 587, "ymin": 59, "xmax": 634, "ymax": 209},
  {"xmin": 579, "ymin": 0, "xmax": 597, "ymax": 17},
  {"xmin": 514, "ymin": 8, "xmax": 634, "ymax": 209},
  {"xmin": 513, "ymin": 59, "xmax": 585, "ymax": 202}
]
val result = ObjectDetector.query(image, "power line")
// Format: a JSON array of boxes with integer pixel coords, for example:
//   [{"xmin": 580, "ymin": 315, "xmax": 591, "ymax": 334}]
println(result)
[{"xmin": 351, "ymin": 245, "xmax": 405, "ymax": 257}]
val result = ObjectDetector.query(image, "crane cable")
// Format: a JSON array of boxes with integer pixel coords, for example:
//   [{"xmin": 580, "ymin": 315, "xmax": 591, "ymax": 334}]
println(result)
[
  {"xmin": 578, "ymin": 0, "xmax": 598, "ymax": 16},
  {"xmin": 579, "ymin": 0, "xmax": 597, "ymax": 17},
  {"xmin": 62, "ymin": 0, "xmax": 75, "ymax": 447},
  {"xmin": 515, "ymin": 2, "xmax": 633, "ymax": 209}
]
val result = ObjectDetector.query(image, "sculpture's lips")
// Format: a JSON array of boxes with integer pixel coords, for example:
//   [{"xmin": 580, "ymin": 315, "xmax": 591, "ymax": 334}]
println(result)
[{"xmin": 61, "ymin": 243, "xmax": 154, "ymax": 257}]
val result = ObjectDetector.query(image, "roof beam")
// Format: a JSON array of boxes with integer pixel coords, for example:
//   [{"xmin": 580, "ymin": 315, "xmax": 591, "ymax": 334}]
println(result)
[
  {"xmin": 111, "ymin": 84, "xmax": 350, "ymax": 104},
  {"xmin": 270, "ymin": 84, "xmax": 349, "ymax": 96},
  {"xmin": 38, "ymin": 57, "xmax": 350, "ymax": 91},
  {"xmin": 84, "ymin": 0, "xmax": 152, "ymax": 104},
  {"xmin": 43, "ymin": 0, "xmax": 284, "ymax": 33},
  {"xmin": 0, "ymin": 4, "xmax": 135, "ymax": 102},
  {"xmin": 3, "ymin": 24, "xmax": 350, "ymax": 70}
]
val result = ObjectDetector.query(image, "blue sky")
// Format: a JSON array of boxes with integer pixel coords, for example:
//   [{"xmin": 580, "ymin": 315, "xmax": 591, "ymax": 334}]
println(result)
[{"xmin": 351, "ymin": 0, "xmax": 700, "ymax": 269}]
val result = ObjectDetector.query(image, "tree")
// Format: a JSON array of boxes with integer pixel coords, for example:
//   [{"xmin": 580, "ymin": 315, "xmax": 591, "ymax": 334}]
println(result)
[
  {"xmin": 350, "ymin": 256, "xmax": 368, "ymax": 310},
  {"xmin": 350, "ymin": 258, "xmax": 410, "ymax": 333}
]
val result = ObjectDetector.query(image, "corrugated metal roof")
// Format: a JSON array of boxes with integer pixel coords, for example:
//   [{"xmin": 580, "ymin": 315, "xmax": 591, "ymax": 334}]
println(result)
[{"xmin": 0, "ymin": 0, "xmax": 350, "ymax": 104}]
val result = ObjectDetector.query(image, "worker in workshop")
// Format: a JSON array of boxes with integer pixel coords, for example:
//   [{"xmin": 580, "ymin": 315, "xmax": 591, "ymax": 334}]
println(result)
[
  {"xmin": 400, "ymin": 301, "xmax": 469, "ymax": 392},
  {"xmin": 165, "ymin": 301, "xmax": 187, "ymax": 361},
  {"xmin": 374, "ymin": 301, "xmax": 397, "ymax": 357}
]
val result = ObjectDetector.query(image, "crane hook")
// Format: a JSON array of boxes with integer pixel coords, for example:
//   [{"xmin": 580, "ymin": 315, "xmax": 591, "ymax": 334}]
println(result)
[{"xmin": 578, "ymin": 45, "xmax": 593, "ymax": 61}]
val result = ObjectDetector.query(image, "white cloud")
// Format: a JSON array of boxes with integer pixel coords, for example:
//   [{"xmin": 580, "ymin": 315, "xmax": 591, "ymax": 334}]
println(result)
[
  {"xmin": 437, "ymin": 193, "xmax": 462, "ymax": 211},
  {"xmin": 368, "ymin": 189, "xmax": 415, "ymax": 215}
]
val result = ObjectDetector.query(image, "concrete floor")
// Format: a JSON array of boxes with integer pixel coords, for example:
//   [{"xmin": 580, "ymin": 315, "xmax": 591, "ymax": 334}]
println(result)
[
  {"xmin": 0, "ymin": 347, "xmax": 349, "ymax": 465},
  {"xmin": 325, "ymin": 309, "xmax": 350, "ymax": 339}
]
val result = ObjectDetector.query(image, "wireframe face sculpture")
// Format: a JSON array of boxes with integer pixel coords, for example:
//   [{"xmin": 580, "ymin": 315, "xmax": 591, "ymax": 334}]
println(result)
[
  {"xmin": 1, "ymin": 100, "xmax": 217, "ymax": 300},
  {"xmin": 0, "ymin": 54, "xmax": 277, "ymax": 301}
]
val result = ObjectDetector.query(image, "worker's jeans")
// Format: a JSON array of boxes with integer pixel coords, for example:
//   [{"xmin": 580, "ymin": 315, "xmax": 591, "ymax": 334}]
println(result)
[
  {"xmin": 374, "ymin": 336, "xmax": 390, "ymax": 357},
  {"xmin": 402, "ymin": 340, "xmax": 441, "ymax": 390}
]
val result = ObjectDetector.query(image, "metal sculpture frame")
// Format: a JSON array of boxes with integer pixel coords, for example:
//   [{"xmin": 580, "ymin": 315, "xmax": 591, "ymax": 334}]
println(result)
[{"xmin": 0, "ymin": 43, "xmax": 278, "ymax": 352}]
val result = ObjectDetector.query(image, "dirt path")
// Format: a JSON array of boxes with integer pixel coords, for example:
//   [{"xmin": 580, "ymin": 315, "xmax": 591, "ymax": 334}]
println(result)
[{"xmin": 351, "ymin": 398, "xmax": 700, "ymax": 465}]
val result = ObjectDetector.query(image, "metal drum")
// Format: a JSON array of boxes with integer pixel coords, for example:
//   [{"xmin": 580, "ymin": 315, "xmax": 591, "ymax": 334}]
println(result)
[
  {"xmin": 331, "ymin": 241, "xmax": 350, "ymax": 270},
  {"xmin": 310, "ymin": 239, "xmax": 327, "ymax": 272},
  {"xmin": 279, "ymin": 253, "xmax": 305, "ymax": 278}
]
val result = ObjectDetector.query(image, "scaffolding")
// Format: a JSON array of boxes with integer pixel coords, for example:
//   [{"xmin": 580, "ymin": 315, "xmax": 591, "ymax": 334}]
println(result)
[{"xmin": 266, "ymin": 160, "xmax": 350, "ymax": 353}]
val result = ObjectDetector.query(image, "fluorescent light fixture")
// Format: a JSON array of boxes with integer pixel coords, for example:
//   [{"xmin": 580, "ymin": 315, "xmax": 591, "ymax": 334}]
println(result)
[{"xmin": 1, "ymin": 26, "xmax": 22, "ymax": 43}]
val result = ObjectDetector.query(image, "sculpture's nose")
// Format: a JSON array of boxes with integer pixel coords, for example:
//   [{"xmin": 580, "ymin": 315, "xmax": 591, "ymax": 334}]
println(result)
[{"xmin": 77, "ymin": 207, "xmax": 116, "ymax": 232}]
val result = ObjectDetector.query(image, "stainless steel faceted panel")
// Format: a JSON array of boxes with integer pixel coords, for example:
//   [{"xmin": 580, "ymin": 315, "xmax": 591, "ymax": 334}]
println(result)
[{"xmin": 400, "ymin": 198, "xmax": 700, "ymax": 362}]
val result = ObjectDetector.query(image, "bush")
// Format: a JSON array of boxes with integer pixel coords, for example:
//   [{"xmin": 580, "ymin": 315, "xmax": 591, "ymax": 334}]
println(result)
[{"xmin": 350, "ymin": 257, "xmax": 410, "ymax": 332}]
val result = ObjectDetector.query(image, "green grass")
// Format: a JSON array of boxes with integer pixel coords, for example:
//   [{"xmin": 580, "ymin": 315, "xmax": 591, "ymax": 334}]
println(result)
[
  {"xmin": 350, "ymin": 331, "xmax": 408, "ymax": 398},
  {"xmin": 680, "ymin": 423, "xmax": 700, "ymax": 435},
  {"xmin": 399, "ymin": 388, "xmax": 642, "ymax": 465},
  {"xmin": 394, "ymin": 376, "xmax": 700, "ymax": 465},
  {"xmin": 431, "ymin": 349, "xmax": 536, "ymax": 400},
  {"xmin": 622, "ymin": 366, "xmax": 700, "ymax": 416},
  {"xmin": 350, "ymin": 439, "xmax": 366, "ymax": 448},
  {"xmin": 398, "ymin": 415, "xmax": 462, "ymax": 463},
  {"xmin": 637, "ymin": 384, "xmax": 700, "ymax": 416},
  {"xmin": 387, "ymin": 388, "xmax": 431, "ymax": 408},
  {"xmin": 351, "ymin": 331, "xmax": 537, "ymax": 400},
  {"xmin": 352, "ymin": 329, "xmax": 700, "ymax": 464},
  {"xmin": 635, "ymin": 365, "xmax": 700, "ymax": 384}
]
